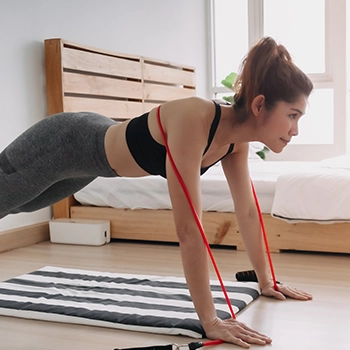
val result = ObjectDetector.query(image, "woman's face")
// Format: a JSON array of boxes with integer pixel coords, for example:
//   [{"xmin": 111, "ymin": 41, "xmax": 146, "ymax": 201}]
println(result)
[{"xmin": 258, "ymin": 95, "xmax": 308, "ymax": 153}]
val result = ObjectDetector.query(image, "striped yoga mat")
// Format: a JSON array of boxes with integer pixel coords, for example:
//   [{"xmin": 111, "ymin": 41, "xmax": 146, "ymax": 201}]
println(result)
[{"xmin": 0, "ymin": 266, "xmax": 260, "ymax": 338}]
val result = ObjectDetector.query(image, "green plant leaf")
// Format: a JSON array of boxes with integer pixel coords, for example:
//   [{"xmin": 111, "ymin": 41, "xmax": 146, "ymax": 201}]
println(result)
[
  {"xmin": 221, "ymin": 72, "xmax": 238, "ymax": 90},
  {"xmin": 256, "ymin": 150, "xmax": 266, "ymax": 160},
  {"xmin": 256, "ymin": 146, "xmax": 270, "ymax": 160}
]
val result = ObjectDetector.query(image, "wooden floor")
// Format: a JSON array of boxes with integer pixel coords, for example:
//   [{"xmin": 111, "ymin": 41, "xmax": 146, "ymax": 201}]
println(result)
[{"xmin": 0, "ymin": 240, "xmax": 350, "ymax": 350}]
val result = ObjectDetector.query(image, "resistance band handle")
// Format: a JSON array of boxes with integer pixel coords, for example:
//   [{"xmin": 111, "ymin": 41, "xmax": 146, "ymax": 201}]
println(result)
[
  {"xmin": 114, "ymin": 345, "xmax": 173, "ymax": 350},
  {"xmin": 189, "ymin": 340, "xmax": 225, "ymax": 349},
  {"xmin": 188, "ymin": 342, "xmax": 204, "ymax": 350},
  {"xmin": 236, "ymin": 270, "xmax": 281, "ymax": 284}
]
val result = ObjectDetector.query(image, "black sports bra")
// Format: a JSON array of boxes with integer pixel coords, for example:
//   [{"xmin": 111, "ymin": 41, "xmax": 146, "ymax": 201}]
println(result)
[{"xmin": 125, "ymin": 101, "xmax": 234, "ymax": 178}]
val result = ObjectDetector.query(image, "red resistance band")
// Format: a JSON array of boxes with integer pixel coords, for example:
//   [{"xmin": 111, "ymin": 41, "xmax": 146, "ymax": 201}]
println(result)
[{"xmin": 156, "ymin": 106, "xmax": 278, "ymax": 343}]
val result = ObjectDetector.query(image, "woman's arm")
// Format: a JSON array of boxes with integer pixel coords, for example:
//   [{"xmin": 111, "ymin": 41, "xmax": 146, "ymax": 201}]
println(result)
[
  {"xmin": 221, "ymin": 143, "xmax": 271, "ymax": 286},
  {"xmin": 162, "ymin": 99, "xmax": 218, "ymax": 327},
  {"xmin": 159, "ymin": 100, "xmax": 272, "ymax": 347},
  {"xmin": 221, "ymin": 143, "xmax": 312, "ymax": 300}
]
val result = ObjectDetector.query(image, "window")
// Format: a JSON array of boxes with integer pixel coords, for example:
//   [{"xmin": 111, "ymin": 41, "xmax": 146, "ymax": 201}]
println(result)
[
  {"xmin": 211, "ymin": 1, "xmax": 249, "ymax": 88},
  {"xmin": 264, "ymin": 0, "xmax": 325, "ymax": 75},
  {"xmin": 208, "ymin": 0, "xmax": 347, "ymax": 160}
]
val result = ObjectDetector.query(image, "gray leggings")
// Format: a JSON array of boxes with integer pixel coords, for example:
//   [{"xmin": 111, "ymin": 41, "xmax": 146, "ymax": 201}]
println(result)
[{"xmin": 0, "ymin": 112, "xmax": 117, "ymax": 218}]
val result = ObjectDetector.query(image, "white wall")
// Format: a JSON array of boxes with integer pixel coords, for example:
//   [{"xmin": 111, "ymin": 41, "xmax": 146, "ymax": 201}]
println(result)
[{"xmin": 0, "ymin": 0, "xmax": 209, "ymax": 231}]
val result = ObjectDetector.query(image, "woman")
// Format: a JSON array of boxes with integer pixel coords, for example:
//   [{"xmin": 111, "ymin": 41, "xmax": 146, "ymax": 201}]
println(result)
[{"xmin": 0, "ymin": 37, "xmax": 313, "ymax": 347}]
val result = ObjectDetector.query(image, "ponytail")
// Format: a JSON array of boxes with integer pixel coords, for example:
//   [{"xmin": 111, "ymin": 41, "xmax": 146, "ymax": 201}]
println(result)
[{"xmin": 233, "ymin": 37, "xmax": 313, "ymax": 123}]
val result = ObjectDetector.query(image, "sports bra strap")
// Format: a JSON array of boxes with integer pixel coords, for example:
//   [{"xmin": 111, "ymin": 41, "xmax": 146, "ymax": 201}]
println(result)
[{"xmin": 202, "ymin": 101, "xmax": 221, "ymax": 155}]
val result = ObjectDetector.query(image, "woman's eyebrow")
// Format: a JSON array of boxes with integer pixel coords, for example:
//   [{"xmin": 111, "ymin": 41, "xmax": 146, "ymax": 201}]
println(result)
[{"xmin": 291, "ymin": 107, "xmax": 304, "ymax": 115}]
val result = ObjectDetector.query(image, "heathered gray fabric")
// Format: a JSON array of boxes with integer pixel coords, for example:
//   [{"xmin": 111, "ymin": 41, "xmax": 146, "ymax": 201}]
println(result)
[{"xmin": 0, "ymin": 112, "xmax": 117, "ymax": 217}]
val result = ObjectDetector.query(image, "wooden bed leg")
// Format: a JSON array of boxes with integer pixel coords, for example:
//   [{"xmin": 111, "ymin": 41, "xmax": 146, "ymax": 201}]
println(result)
[{"xmin": 52, "ymin": 196, "xmax": 78, "ymax": 219}]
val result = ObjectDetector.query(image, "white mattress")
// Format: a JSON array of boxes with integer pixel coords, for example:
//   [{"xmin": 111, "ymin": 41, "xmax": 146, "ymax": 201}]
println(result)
[
  {"xmin": 74, "ymin": 160, "xmax": 318, "ymax": 214},
  {"xmin": 271, "ymin": 155, "xmax": 350, "ymax": 223}
]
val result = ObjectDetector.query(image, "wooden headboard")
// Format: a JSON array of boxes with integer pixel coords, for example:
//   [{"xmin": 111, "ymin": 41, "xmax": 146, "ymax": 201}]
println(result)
[{"xmin": 44, "ymin": 38, "xmax": 196, "ymax": 218}]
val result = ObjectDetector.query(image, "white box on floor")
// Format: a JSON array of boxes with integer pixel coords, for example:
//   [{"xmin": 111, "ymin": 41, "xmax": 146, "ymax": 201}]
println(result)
[{"xmin": 49, "ymin": 218, "xmax": 110, "ymax": 246}]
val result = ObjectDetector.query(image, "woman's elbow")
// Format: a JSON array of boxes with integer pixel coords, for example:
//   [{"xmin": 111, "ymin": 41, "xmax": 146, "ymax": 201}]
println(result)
[{"xmin": 175, "ymin": 222, "xmax": 201, "ymax": 246}]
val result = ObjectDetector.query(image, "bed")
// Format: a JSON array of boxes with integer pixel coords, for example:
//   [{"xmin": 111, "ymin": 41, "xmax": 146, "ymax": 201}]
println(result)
[{"xmin": 45, "ymin": 38, "xmax": 350, "ymax": 254}]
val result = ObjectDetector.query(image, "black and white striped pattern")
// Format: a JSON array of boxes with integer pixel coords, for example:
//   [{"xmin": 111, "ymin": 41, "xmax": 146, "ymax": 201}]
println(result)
[{"xmin": 0, "ymin": 266, "xmax": 260, "ymax": 338}]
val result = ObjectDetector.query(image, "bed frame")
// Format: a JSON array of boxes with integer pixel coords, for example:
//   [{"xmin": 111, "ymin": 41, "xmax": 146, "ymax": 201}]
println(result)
[{"xmin": 45, "ymin": 38, "xmax": 350, "ymax": 254}]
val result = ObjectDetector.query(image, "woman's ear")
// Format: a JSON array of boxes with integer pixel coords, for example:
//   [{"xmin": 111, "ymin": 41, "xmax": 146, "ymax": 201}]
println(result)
[{"xmin": 251, "ymin": 95, "xmax": 265, "ymax": 116}]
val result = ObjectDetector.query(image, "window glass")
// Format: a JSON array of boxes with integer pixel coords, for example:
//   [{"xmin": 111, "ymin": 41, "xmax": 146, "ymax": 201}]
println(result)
[
  {"xmin": 215, "ymin": 92, "xmax": 234, "ymax": 101},
  {"xmin": 263, "ymin": 0, "xmax": 325, "ymax": 74},
  {"xmin": 291, "ymin": 89, "xmax": 334, "ymax": 144},
  {"xmin": 211, "ymin": 0, "xmax": 337, "ymax": 149},
  {"xmin": 213, "ymin": 0, "xmax": 249, "ymax": 86}
]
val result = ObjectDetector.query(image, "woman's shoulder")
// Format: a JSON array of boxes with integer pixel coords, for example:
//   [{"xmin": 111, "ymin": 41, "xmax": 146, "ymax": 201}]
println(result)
[
  {"xmin": 180, "ymin": 97, "xmax": 232, "ymax": 113},
  {"xmin": 167, "ymin": 96, "xmax": 214, "ymax": 107},
  {"xmin": 164, "ymin": 96, "xmax": 216, "ymax": 117}
]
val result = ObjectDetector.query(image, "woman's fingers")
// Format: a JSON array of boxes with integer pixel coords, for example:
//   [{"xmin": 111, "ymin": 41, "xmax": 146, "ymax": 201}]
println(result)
[
  {"xmin": 239, "ymin": 322, "xmax": 272, "ymax": 344},
  {"xmin": 204, "ymin": 317, "xmax": 272, "ymax": 348},
  {"xmin": 261, "ymin": 280, "xmax": 313, "ymax": 300},
  {"xmin": 278, "ymin": 284, "xmax": 313, "ymax": 300},
  {"xmin": 230, "ymin": 322, "xmax": 272, "ymax": 348}
]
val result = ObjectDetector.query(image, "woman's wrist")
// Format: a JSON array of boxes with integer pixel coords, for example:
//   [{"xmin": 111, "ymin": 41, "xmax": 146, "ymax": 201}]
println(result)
[
  {"xmin": 259, "ymin": 279, "xmax": 273, "ymax": 290},
  {"xmin": 201, "ymin": 316, "xmax": 221, "ymax": 332},
  {"xmin": 256, "ymin": 271, "xmax": 272, "ymax": 289}
]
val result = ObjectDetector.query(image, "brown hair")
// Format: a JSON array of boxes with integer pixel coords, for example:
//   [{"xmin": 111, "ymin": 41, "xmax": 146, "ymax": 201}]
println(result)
[{"xmin": 233, "ymin": 37, "xmax": 313, "ymax": 123}]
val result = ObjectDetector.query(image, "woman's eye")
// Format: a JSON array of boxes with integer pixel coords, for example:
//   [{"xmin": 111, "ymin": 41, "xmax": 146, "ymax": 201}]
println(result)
[{"xmin": 289, "ymin": 114, "xmax": 298, "ymax": 119}]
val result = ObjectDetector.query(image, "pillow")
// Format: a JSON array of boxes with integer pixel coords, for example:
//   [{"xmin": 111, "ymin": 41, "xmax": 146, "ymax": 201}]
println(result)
[{"xmin": 319, "ymin": 155, "xmax": 350, "ymax": 170}]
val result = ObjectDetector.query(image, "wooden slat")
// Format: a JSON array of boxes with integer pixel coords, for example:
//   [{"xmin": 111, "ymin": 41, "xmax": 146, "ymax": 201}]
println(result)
[
  {"xmin": 53, "ymin": 196, "xmax": 79, "ymax": 219},
  {"xmin": 70, "ymin": 205, "xmax": 350, "ymax": 254},
  {"xmin": 63, "ymin": 96, "xmax": 143, "ymax": 119},
  {"xmin": 70, "ymin": 207, "xmax": 244, "ymax": 249},
  {"xmin": 144, "ymin": 56, "xmax": 195, "ymax": 71},
  {"xmin": 263, "ymin": 216, "xmax": 350, "ymax": 254},
  {"xmin": 71, "ymin": 207, "xmax": 178, "ymax": 242},
  {"xmin": 62, "ymin": 47, "xmax": 142, "ymax": 79},
  {"xmin": 63, "ymin": 72, "xmax": 143, "ymax": 99},
  {"xmin": 143, "ymin": 102, "xmax": 160, "ymax": 113},
  {"xmin": 144, "ymin": 83, "xmax": 195, "ymax": 101},
  {"xmin": 45, "ymin": 39, "xmax": 64, "ymax": 115},
  {"xmin": 143, "ymin": 63, "xmax": 195, "ymax": 87},
  {"xmin": 62, "ymin": 39, "xmax": 141, "ymax": 61}
]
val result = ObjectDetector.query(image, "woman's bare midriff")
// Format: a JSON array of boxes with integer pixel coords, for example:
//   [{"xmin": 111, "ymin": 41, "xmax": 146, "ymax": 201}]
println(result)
[{"xmin": 104, "ymin": 121, "xmax": 150, "ymax": 177}]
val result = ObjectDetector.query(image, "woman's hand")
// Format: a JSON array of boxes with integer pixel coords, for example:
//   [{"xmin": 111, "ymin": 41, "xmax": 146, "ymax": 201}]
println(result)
[
  {"xmin": 203, "ymin": 317, "xmax": 272, "ymax": 348},
  {"xmin": 260, "ymin": 280, "xmax": 313, "ymax": 300}
]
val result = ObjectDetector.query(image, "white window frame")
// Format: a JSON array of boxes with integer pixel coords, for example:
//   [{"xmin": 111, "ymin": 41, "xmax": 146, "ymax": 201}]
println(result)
[{"xmin": 207, "ymin": 0, "xmax": 347, "ymax": 161}]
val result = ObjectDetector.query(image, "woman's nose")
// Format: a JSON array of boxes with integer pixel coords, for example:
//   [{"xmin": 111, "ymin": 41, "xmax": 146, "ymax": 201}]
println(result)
[{"xmin": 290, "ymin": 121, "xmax": 299, "ymax": 136}]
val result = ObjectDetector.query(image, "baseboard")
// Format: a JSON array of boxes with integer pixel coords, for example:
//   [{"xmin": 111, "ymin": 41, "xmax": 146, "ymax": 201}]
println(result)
[{"xmin": 0, "ymin": 222, "xmax": 50, "ymax": 253}]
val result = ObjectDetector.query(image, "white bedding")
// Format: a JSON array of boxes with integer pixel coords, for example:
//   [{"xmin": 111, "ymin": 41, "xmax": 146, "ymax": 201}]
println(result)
[
  {"xmin": 271, "ymin": 155, "xmax": 350, "ymax": 223},
  {"xmin": 75, "ymin": 159, "xmax": 318, "ymax": 214}
]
